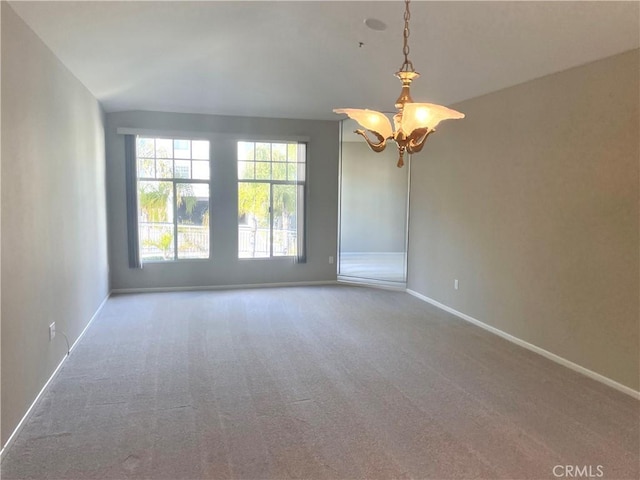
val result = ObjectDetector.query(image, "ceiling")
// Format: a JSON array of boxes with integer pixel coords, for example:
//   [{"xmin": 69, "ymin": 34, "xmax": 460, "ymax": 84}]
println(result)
[{"xmin": 9, "ymin": 1, "xmax": 640, "ymax": 121}]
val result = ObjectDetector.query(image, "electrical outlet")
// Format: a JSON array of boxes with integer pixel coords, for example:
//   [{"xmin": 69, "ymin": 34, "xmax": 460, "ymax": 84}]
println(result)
[
  {"xmin": 329, "ymin": 256, "xmax": 334, "ymax": 264},
  {"xmin": 454, "ymin": 279, "xmax": 459, "ymax": 290},
  {"xmin": 49, "ymin": 322, "xmax": 56, "ymax": 341}
]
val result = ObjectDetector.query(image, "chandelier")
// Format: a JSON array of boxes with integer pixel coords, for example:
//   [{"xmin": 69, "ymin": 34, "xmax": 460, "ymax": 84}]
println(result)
[{"xmin": 334, "ymin": 0, "xmax": 464, "ymax": 167}]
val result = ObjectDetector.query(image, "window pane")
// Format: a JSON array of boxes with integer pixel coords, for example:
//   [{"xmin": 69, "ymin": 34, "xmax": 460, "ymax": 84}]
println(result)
[
  {"xmin": 192, "ymin": 140, "xmax": 210, "ymax": 160},
  {"xmin": 272, "ymin": 162, "xmax": 287, "ymax": 180},
  {"xmin": 238, "ymin": 141, "xmax": 254, "ymax": 161},
  {"xmin": 255, "ymin": 143, "xmax": 271, "ymax": 161},
  {"xmin": 297, "ymin": 163, "xmax": 306, "ymax": 181},
  {"xmin": 139, "ymin": 224, "xmax": 174, "ymax": 262},
  {"xmin": 177, "ymin": 183, "xmax": 209, "ymax": 259},
  {"xmin": 192, "ymin": 161, "xmax": 209, "ymax": 180},
  {"xmin": 137, "ymin": 137, "xmax": 155, "ymax": 158},
  {"xmin": 287, "ymin": 163, "xmax": 297, "ymax": 181},
  {"xmin": 137, "ymin": 158, "xmax": 155, "ymax": 178},
  {"xmin": 174, "ymin": 139, "xmax": 191, "ymax": 159},
  {"xmin": 238, "ymin": 161, "xmax": 254, "ymax": 180},
  {"xmin": 137, "ymin": 181, "xmax": 173, "ymax": 223},
  {"xmin": 272, "ymin": 143, "xmax": 286, "ymax": 161},
  {"xmin": 255, "ymin": 162, "xmax": 271, "ymax": 180},
  {"xmin": 273, "ymin": 184, "xmax": 297, "ymax": 256},
  {"xmin": 287, "ymin": 143, "xmax": 297, "ymax": 162},
  {"xmin": 156, "ymin": 138, "xmax": 173, "ymax": 158},
  {"xmin": 175, "ymin": 160, "xmax": 191, "ymax": 179},
  {"xmin": 156, "ymin": 159, "xmax": 173, "ymax": 179},
  {"xmin": 238, "ymin": 182, "xmax": 270, "ymax": 258},
  {"xmin": 137, "ymin": 181, "xmax": 174, "ymax": 261}
]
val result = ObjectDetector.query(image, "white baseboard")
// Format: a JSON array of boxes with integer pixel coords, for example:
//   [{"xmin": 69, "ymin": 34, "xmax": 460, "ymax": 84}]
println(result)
[
  {"xmin": 406, "ymin": 289, "xmax": 640, "ymax": 400},
  {"xmin": 0, "ymin": 293, "xmax": 111, "ymax": 460},
  {"xmin": 111, "ymin": 280, "xmax": 338, "ymax": 295}
]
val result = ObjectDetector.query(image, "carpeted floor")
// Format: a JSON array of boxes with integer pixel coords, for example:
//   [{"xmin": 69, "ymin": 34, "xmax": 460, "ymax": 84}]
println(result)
[{"xmin": 1, "ymin": 285, "xmax": 638, "ymax": 479}]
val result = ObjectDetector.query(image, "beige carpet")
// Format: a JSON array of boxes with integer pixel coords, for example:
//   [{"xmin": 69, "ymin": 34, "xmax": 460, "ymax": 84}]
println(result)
[{"xmin": 1, "ymin": 285, "xmax": 638, "ymax": 479}]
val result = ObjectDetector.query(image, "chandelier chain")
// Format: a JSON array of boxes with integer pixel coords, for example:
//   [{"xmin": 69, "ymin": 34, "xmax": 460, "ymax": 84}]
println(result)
[{"xmin": 400, "ymin": 0, "xmax": 414, "ymax": 72}]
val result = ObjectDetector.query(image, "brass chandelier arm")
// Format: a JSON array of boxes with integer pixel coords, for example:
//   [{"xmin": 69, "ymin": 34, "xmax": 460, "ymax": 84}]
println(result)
[
  {"xmin": 354, "ymin": 129, "xmax": 388, "ymax": 153},
  {"xmin": 406, "ymin": 128, "xmax": 434, "ymax": 154}
]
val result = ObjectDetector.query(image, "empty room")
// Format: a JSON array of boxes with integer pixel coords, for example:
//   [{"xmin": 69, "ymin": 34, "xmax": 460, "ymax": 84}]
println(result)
[{"xmin": 1, "ymin": 1, "xmax": 638, "ymax": 479}]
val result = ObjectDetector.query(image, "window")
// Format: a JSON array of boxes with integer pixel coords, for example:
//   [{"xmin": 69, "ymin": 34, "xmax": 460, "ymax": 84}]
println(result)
[
  {"xmin": 136, "ymin": 136, "xmax": 210, "ymax": 261},
  {"xmin": 237, "ymin": 141, "xmax": 306, "ymax": 259}
]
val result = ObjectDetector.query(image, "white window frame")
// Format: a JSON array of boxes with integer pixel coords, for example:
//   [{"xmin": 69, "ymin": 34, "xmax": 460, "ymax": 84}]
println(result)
[
  {"xmin": 134, "ymin": 135, "xmax": 212, "ymax": 263},
  {"xmin": 237, "ymin": 140, "xmax": 307, "ymax": 260}
]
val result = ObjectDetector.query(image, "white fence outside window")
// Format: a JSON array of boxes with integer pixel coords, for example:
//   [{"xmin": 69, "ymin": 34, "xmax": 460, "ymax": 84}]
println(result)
[
  {"xmin": 238, "ymin": 225, "xmax": 297, "ymax": 258},
  {"xmin": 139, "ymin": 223, "xmax": 296, "ymax": 260}
]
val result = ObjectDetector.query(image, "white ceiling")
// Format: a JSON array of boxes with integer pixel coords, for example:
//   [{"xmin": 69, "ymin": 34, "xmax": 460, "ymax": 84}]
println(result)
[{"xmin": 9, "ymin": 1, "xmax": 640, "ymax": 121}]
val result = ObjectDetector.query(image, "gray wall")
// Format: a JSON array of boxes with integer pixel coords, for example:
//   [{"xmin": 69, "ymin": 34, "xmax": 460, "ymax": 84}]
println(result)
[
  {"xmin": 1, "ymin": 3, "xmax": 109, "ymax": 445},
  {"xmin": 340, "ymin": 141, "xmax": 408, "ymax": 253},
  {"xmin": 106, "ymin": 111, "xmax": 339, "ymax": 290},
  {"xmin": 407, "ymin": 50, "xmax": 639, "ymax": 390}
]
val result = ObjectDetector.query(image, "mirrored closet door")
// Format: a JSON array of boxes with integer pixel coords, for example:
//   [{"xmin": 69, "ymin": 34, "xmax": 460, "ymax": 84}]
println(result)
[{"xmin": 338, "ymin": 119, "xmax": 409, "ymax": 287}]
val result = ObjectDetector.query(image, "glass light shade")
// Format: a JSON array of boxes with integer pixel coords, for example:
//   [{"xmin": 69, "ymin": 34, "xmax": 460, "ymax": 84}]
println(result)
[
  {"xmin": 333, "ymin": 108, "xmax": 393, "ymax": 140},
  {"xmin": 400, "ymin": 102, "xmax": 465, "ymax": 135}
]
